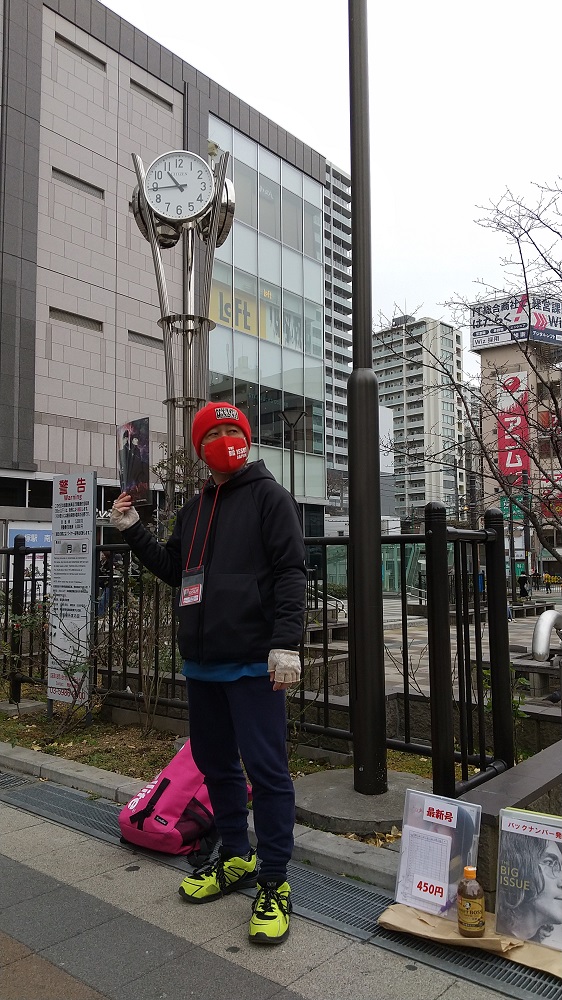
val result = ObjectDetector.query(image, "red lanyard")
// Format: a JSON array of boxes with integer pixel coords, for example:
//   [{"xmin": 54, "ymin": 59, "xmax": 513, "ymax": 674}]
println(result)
[{"xmin": 185, "ymin": 484, "xmax": 221, "ymax": 571}]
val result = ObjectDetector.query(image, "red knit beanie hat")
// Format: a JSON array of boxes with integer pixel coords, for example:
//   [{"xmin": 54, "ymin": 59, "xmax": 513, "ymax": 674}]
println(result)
[{"xmin": 191, "ymin": 402, "xmax": 252, "ymax": 459}]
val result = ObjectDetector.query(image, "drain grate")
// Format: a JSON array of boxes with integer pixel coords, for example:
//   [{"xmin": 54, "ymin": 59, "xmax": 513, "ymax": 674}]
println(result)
[
  {"xmin": 0, "ymin": 771, "xmax": 34, "ymax": 790},
  {"xmin": 0, "ymin": 770, "xmax": 561, "ymax": 1000}
]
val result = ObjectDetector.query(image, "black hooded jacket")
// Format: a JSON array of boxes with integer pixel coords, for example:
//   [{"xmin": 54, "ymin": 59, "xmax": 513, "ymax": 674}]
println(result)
[{"xmin": 121, "ymin": 461, "xmax": 306, "ymax": 664}]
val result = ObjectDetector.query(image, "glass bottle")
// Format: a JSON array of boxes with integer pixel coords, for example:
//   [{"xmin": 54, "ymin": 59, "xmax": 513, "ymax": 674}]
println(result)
[{"xmin": 457, "ymin": 865, "xmax": 485, "ymax": 937}]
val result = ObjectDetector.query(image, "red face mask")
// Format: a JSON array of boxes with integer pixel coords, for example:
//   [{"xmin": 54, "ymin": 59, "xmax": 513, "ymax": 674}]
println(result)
[{"xmin": 203, "ymin": 435, "xmax": 248, "ymax": 474}]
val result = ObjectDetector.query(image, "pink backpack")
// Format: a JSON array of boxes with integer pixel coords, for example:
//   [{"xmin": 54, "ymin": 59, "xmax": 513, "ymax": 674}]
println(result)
[{"xmin": 118, "ymin": 740, "xmax": 217, "ymax": 862}]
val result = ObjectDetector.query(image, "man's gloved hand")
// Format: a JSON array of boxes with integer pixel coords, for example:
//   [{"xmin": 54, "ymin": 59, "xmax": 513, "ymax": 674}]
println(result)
[
  {"xmin": 109, "ymin": 493, "xmax": 139, "ymax": 532},
  {"xmin": 267, "ymin": 649, "xmax": 301, "ymax": 686}
]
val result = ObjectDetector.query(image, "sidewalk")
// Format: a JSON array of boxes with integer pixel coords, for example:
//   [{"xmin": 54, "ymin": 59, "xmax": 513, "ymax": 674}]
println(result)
[{"xmin": 0, "ymin": 754, "xmax": 510, "ymax": 1000}]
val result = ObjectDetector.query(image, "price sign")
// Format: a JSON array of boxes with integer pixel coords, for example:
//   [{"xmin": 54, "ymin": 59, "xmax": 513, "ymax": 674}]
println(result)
[{"xmin": 411, "ymin": 875, "xmax": 447, "ymax": 903}]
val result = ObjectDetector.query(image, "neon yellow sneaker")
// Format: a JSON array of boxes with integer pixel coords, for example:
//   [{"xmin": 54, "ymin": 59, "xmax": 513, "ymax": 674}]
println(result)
[
  {"xmin": 178, "ymin": 850, "xmax": 257, "ymax": 904},
  {"xmin": 248, "ymin": 881, "xmax": 292, "ymax": 944}
]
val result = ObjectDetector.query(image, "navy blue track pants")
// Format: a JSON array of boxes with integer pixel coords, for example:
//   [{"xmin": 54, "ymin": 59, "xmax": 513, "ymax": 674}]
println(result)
[{"xmin": 186, "ymin": 675, "xmax": 295, "ymax": 883}]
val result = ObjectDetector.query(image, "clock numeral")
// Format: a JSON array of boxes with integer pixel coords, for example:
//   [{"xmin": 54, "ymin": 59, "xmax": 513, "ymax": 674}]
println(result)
[
  {"xmin": 197, "ymin": 170, "xmax": 203, "ymax": 179},
  {"xmin": 152, "ymin": 182, "xmax": 158, "ymax": 191},
  {"xmin": 175, "ymin": 157, "xmax": 183, "ymax": 168},
  {"xmin": 155, "ymin": 170, "xmax": 163, "ymax": 180},
  {"xmin": 165, "ymin": 203, "xmax": 170, "ymax": 212},
  {"xmin": 200, "ymin": 182, "xmax": 207, "ymax": 190},
  {"xmin": 176, "ymin": 205, "xmax": 183, "ymax": 215},
  {"xmin": 188, "ymin": 202, "xmax": 194, "ymax": 212},
  {"xmin": 197, "ymin": 194, "xmax": 203, "ymax": 202},
  {"xmin": 155, "ymin": 194, "xmax": 161, "ymax": 203}
]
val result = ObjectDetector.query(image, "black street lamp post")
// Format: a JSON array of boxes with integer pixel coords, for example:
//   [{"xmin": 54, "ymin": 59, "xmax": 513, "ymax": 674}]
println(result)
[
  {"xmin": 347, "ymin": 0, "xmax": 387, "ymax": 794},
  {"xmin": 281, "ymin": 408, "xmax": 306, "ymax": 498}
]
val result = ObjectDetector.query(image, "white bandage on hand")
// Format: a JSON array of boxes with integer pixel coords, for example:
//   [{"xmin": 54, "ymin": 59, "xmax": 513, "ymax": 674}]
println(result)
[
  {"xmin": 109, "ymin": 504, "xmax": 139, "ymax": 531},
  {"xmin": 267, "ymin": 649, "xmax": 301, "ymax": 685}
]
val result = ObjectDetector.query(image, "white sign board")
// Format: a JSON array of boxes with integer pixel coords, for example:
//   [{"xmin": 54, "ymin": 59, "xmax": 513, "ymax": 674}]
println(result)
[
  {"xmin": 470, "ymin": 293, "xmax": 562, "ymax": 351},
  {"xmin": 48, "ymin": 473, "xmax": 96, "ymax": 704},
  {"xmin": 395, "ymin": 789, "xmax": 481, "ymax": 919}
]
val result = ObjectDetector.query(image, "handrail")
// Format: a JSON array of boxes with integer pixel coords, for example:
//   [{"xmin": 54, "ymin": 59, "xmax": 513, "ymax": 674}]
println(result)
[{"xmin": 531, "ymin": 609, "xmax": 562, "ymax": 662}]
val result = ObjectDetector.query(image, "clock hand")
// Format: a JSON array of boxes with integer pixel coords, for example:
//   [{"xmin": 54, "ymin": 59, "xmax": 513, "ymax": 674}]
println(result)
[{"xmin": 167, "ymin": 171, "xmax": 186, "ymax": 192}]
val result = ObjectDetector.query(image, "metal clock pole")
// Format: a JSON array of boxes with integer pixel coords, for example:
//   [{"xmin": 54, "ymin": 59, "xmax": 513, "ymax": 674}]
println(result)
[{"xmin": 131, "ymin": 150, "xmax": 234, "ymax": 509}]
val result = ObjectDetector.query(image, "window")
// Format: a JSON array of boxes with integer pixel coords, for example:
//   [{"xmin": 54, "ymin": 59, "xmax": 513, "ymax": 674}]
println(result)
[
  {"xmin": 305, "ymin": 398, "xmax": 324, "ymax": 454},
  {"xmin": 235, "ymin": 380, "xmax": 259, "ymax": 440},
  {"xmin": 282, "ymin": 190, "xmax": 303, "ymax": 251},
  {"xmin": 305, "ymin": 300, "xmax": 323, "ymax": 357},
  {"xmin": 234, "ymin": 160, "xmax": 257, "ymax": 228},
  {"xmin": 210, "ymin": 372, "xmax": 234, "ymax": 403},
  {"xmin": 304, "ymin": 201, "xmax": 322, "ymax": 261},
  {"xmin": 259, "ymin": 176, "xmax": 281, "ymax": 240},
  {"xmin": 0, "ymin": 477, "xmax": 26, "ymax": 506},
  {"xmin": 260, "ymin": 386, "xmax": 283, "ymax": 447},
  {"xmin": 259, "ymin": 281, "xmax": 281, "ymax": 343},
  {"xmin": 283, "ymin": 292, "xmax": 303, "ymax": 350},
  {"xmin": 233, "ymin": 269, "xmax": 258, "ymax": 336}
]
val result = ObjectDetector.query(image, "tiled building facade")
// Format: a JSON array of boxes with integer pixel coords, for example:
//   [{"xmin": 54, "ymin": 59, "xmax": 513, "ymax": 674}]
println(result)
[{"xmin": 0, "ymin": 0, "xmax": 332, "ymax": 533}]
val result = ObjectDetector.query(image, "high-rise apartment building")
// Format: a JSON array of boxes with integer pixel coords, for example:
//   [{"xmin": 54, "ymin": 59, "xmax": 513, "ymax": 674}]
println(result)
[
  {"xmin": 373, "ymin": 316, "xmax": 465, "ymax": 523},
  {"xmin": 324, "ymin": 163, "xmax": 352, "ymax": 476},
  {"xmin": 0, "ymin": 0, "xmax": 352, "ymax": 538}
]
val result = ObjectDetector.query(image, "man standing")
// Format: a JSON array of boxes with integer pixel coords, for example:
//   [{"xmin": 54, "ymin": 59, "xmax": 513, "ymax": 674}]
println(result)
[{"xmin": 110, "ymin": 402, "xmax": 306, "ymax": 945}]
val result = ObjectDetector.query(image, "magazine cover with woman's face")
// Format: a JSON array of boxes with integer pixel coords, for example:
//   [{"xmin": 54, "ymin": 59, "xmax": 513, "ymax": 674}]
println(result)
[{"xmin": 497, "ymin": 808, "xmax": 562, "ymax": 951}]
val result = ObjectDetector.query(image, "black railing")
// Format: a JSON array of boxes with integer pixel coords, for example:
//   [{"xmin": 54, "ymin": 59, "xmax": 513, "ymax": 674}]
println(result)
[{"xmin": 0, "ymin": 503, "xmax": 514, "ymax": 797}]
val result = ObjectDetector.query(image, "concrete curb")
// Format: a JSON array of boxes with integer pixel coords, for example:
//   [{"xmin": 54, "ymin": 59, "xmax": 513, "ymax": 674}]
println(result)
[{"xmin": 0, "ymin": 741, "xmax": 398, "ymax": 892}]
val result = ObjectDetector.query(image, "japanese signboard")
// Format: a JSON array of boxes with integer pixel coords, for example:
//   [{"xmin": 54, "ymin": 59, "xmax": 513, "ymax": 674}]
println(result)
[
  {"xmin": 7, "ymin": 523, "xmax": 52, "ymax": 599},
  {"xmin": 47, "ymin": 473, "xmax": 96, "ymax": 704},
  {"xmin": 395, "ymin": 789, "xmax": 481, "ymax": 920},
  {"xmin": 497, "ymin": 372, "xmax": 530, "ymax": 483},
  {"xmin": 498, "ymin": 495, "xmax": 525, "ymax": 522},
  {"xmin": 470, "ymin": 293, "xmax": 562, "ymax": 351}
]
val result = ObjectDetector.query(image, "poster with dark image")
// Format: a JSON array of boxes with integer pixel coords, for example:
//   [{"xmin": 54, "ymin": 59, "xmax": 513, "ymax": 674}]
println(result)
[
  {"xmin": 496, "ymin": 808, "xmax": 562, "ymax": 951},
  {"xmin": 117, "ymin": 417, "xmax": 150, "ymax": 505}
]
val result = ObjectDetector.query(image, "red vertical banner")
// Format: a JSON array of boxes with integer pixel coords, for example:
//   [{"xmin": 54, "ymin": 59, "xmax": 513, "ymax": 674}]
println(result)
[{"xmin": 496, "ymin": 372, "xmax": 529, "ymax": 484}]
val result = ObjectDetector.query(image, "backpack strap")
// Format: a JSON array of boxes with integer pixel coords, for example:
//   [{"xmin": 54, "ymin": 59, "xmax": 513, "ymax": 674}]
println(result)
[{"xmin": 128, "ymin": 778, "xmax": 171, "ymax": 830}]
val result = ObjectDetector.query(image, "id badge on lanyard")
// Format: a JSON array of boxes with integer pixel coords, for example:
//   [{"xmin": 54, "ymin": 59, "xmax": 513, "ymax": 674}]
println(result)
[{"xmin": 180, "ymin": 567, "xmax": 204, "ymax": 606}]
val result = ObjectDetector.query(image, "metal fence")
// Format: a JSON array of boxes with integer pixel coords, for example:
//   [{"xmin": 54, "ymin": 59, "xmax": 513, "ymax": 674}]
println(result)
[{"xmin": 0, "ymin": 502, "xmax": 514, "ymax": 797}]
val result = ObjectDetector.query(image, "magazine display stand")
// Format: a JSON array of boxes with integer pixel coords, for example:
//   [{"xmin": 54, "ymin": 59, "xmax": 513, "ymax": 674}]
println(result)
[{"xmin": 395, "ymin": 789, "xmax": 481, "ymax": 920}]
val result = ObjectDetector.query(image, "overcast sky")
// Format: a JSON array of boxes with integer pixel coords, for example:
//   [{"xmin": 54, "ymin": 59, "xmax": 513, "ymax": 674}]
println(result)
[{"xmin": 103, "ymin": 0, "xmax": 561, "ymax": 362}]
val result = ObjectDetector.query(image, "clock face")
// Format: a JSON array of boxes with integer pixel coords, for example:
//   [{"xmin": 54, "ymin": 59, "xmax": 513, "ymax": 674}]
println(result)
[{"xmin": 144, "ymin": 151, "xmax": 215, "ymax": 222}]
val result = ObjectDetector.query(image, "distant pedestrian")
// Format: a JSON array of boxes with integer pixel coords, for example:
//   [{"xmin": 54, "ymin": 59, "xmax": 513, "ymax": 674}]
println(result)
[
  {"xmin": 518, "ymin": 573, "xmax": 529, "ymax": 599},
  {"xmin": 545, "ymin": 576, "xmax": 552, "ymax": 594}
]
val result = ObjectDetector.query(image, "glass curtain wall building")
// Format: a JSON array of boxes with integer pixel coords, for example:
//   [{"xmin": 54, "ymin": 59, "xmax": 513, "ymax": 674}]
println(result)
[
  {"xmin": 0, "ymin": 0, "xmax": 332, "ymax": 538},
  {"xmin": 207, "ymin": 118, "xmax": 325, "ymax": 534}
]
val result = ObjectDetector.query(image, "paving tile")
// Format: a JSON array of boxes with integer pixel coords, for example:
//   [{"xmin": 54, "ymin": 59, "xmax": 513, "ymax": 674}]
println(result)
[
  {"xmin": 0, "ymin": 931, "xmax": 30, "ymax": 967},
  {"xmin": 75, "ymin": 855, "xmax": 184, "ymax": 910},
  {"xmin": 120, "ymin": 884, "xmax": 251, "ymax": 945},
  {"xmin": 22, "ymin": 837, "xmax": 130, "ymax": 885},
  {"xmin": 287, "ymin": 939, "xmax": 457, "ymax": 1000},
  {"xmin": 41, "ymin": 913, "xmax": 192, "ymax": 994},
  {"xmin": 0, "ymin": 855, "xmax": 63, "ymax": 910},
  {"xmin": 0, "ymin": 819, "xmax": 88, "ymax": 862},
  {"xmin": 201, "ymin": 914, "xmax": 350, "ymax": 986},
  {"xmin": 0, "ymin": 884, "xmax": 122, "ymax": 950},
  {"xmin": 104, "ymin": 945, "xmax": 282, "ymax": 1000},
  {"xmin": 0, "ymin": 803, "xmax": 44, "ymax": 836},
  {"xmin": 0, "ymin": 952, "xmax": 109, "ymax": 1000}
]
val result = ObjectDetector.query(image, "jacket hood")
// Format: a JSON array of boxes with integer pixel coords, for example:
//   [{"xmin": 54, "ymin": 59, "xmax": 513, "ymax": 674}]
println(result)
[{"xmin": 206, "ymin": 459, "xmax": 276, "ymax": 492}]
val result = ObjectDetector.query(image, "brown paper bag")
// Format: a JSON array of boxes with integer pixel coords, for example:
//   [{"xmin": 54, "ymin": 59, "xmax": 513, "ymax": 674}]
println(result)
[{"xmin": 378, "ymin": 904, "xmax": 562, "ymax": 980}]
